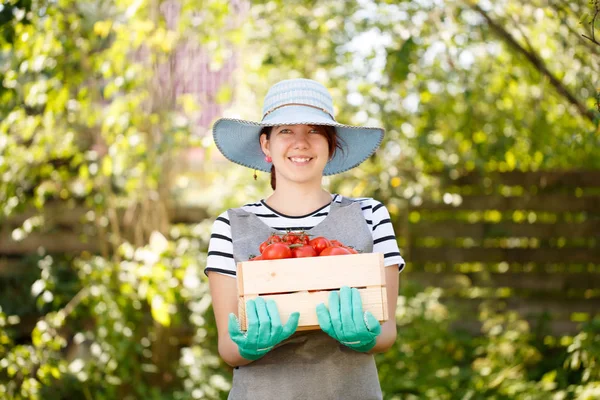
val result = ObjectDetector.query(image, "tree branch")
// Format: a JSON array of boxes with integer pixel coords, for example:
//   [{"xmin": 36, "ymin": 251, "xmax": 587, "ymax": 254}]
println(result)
[
  {"xmin": 550, "ymin": 0, "xmax": 600, "ymax": 54},
  {"xmin": 582, "ymin": 33, "xmax": 600, "ymax": 45},
  {"xmin": 582, "ymin": 1, "xmax": 599, "ymax": 47},
  {"xmin": 470, "ymin": 3, "xmax": 596, "ymax": 123}
]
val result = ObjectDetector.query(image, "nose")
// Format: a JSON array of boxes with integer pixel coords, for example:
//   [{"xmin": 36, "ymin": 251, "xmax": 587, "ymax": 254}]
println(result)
[{"xmin": 292, "ymin": 130, "xmax": 310, "ymax": 149}]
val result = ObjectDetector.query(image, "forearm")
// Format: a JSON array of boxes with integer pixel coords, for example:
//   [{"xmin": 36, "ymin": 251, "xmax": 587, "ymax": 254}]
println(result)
[
  {"xmin": 367, "ymin": 320, "xmax": 397, "ymax": 354},
  {"xmin": 367, "ymin": 267, "xmax": 400, "ymax": 354},
  {"xmin": 218, "ymin": 336, "xmax": 255, "ymax": 367}
]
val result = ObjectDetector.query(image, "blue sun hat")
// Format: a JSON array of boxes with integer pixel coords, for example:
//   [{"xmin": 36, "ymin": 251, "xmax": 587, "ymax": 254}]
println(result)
[{"xmin": 212, "ymin": 78, "xmax": 385, "ymax": 176}]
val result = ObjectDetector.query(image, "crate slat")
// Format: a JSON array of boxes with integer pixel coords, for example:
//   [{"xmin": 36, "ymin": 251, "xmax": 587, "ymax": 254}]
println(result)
[
  {"xmin": 237, "ymin": 253, "xmax": 385, "ymax": 295},
  {"xmin": 239, "ymin": 287, "xmax": 387, "ymax": 331},
  {"xmin": 237, "ymin": 253, "xmax": 387, "ymax": 331}
]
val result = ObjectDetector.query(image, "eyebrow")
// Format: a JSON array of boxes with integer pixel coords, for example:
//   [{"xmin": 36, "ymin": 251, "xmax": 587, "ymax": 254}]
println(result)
[{"xmin": 276, "ymin": 125, "xmax": 322, "ymax": 132}]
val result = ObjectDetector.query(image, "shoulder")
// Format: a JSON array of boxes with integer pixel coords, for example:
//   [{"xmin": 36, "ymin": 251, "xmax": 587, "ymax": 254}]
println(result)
[
  {"xmin": 212, "ymin": 210, "xmax": 231, "ymax": 225},
  {"xmin": 211, "ymin": 199, "xmax": 265, "ymax": 222},
  {"xmin": 240, "ymin": 200, "xmax": 263, "ymax": 211},
  {"xmin": 209, "ymin": 211, "xmax": 232, "ymax": 240},
  {"xmin": 334, "ymin": 195, "xmax": 385, "ymax": 211},
  {"xmin": 334, "ymin": 195, "xmax": 392, "ymax": 228}
]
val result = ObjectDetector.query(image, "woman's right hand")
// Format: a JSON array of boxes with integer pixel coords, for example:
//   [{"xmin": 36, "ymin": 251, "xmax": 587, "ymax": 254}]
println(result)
[{"xmin": 228, "ymin": 297, "xmax": 300, "ymax": 361}]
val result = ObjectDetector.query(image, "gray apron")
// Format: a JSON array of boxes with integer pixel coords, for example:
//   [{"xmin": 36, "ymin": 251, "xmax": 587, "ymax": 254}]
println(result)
[{"xmin": 227, "ymin": 197, "xmax": 383, "ymax": 400}]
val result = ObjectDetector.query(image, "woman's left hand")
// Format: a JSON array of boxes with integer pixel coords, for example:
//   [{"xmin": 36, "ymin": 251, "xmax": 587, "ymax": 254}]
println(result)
[{"xmin": 316, "ymin": 286, "xmax": 381, "ymax": 352}]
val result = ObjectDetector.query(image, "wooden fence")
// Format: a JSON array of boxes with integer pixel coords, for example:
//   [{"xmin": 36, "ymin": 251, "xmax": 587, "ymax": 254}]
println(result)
[
  {"xmin": 1, "ymin": 170, "xmax": 599, "ymax": 336},
  {"xmin": 399, "ymin": 170, "xmax": 600, "ymax": 335}
]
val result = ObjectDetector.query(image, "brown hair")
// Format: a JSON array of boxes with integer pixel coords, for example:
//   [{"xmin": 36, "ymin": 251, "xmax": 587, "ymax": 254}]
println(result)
[{"xmin": 260, "ymin": 125, "xmax": 344, "ymax": 190}]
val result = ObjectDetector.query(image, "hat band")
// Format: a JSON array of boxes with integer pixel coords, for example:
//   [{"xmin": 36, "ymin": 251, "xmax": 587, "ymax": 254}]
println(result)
[{"xmin": 262, "ymin": 103, "xmax": 334, "ymax": 121}]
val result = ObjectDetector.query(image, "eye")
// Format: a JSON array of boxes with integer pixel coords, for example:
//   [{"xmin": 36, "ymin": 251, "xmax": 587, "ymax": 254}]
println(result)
[
  {"xmin": 278, "ymin": 128, "xmax": 292, "ymax": 134},
  {"xmin": 309, "ymin": 127, "xmax": 322, "ymax": 134}
]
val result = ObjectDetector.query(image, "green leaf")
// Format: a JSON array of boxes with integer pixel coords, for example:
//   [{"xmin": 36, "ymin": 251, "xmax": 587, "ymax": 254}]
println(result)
[
  {"xmin": 386, "ymin": 37, "xmax": 416, "ymax": 84},
  {"xmin": 101, "ymin": 157, "xmax": 112, "ymax": 176},
  {"xmin": 151, "ymin": 295, "xmax": 171, "ymax": 327},
  {"xmin": 215, "ymin": 84, "xmax": 232, "ymax": 104}
]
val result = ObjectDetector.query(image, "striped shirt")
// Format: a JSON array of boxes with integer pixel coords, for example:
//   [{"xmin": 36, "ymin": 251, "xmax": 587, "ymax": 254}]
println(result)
[{"xmin": 204, "ymin": 194, "xmax": 405, "ymax": 277}]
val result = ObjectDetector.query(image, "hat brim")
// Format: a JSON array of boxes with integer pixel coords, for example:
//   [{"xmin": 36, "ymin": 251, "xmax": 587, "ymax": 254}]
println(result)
[{"xmin": 212, "ymin": 105, "xmax": 384, "ymax": 176}]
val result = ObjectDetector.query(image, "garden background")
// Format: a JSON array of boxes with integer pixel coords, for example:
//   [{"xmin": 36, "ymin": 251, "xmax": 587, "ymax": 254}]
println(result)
[{"xmin": 1, "ymin": 0, "xmax": 599, "ymax": 399}]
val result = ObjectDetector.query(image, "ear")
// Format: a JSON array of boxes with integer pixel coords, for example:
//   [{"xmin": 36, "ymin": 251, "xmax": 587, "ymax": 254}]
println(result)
[{"xmin": 259, "ymin": 132, "xmax": 270, "ymax": 157}]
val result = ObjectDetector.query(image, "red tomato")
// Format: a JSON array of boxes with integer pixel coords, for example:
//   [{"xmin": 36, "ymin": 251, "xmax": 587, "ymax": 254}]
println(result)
[
  {"xmin": 329, "ymin": 239, "xmax": 344, "ymax": 247},
  {"xmin": 319, "ymin": 246, "xmax": 352, "ymax": 256},
  {"xmin": 294, "ymin": 231, "xmax": 310, "ymax": 245},
  {"xmin": 309, "ymin": 237, "xmax": 331, "ymax": 254},
  {"xmin": 259, "ymin": 234, "xmax": 283, "ymax": 253},
  {"xmin": 262, "ymin": 243, "xmax": 293, "ymax": 260},
  {"xmin": 301, "ymin": 234, "xmax": 310, "ymax": 245},
  {"xmin": 283, "ymin": 232, "xmax": 301, "ymax": 244},
  {"xmin": 268, "ymin": 234, "xmax": 282, "ymax": 243},
  {"xmin": 291, "ymin": 245, "xmax": 317, "ymax": 258},
  {"xmin": 249, "ymin": 255, "xmax": 263, "ymax": 261},
  {"xmin": 345, "ymin": 246, "xmax": 358, "ymax": 254},
  {"xmin": 259, "ymin": 241, "xmax": 269, "ymax": 254}
]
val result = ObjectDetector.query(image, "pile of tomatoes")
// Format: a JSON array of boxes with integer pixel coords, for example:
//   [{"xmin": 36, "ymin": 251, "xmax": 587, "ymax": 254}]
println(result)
[{"xmin": 250, "ymin": 231, "xmax": 359, "ymax": 261}]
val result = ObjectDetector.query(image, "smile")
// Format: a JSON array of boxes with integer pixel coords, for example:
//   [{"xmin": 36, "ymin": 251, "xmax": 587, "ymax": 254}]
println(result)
[{"xmin": 288, "ymin": 157, "xmax": 313, "ymax": 163}]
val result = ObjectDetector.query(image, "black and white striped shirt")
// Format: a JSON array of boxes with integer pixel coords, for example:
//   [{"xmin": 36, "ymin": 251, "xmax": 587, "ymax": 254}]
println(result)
[{"xmin": 204, "ymin": 194, "xmax": 405, "ymax": 277}]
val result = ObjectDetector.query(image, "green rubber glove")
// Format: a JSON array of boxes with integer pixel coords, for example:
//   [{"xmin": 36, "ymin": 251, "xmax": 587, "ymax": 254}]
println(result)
[
  {"xmin": 228, "ymin": 297, "xmax": 300, "ymax": 361},
  {"xmin": 316, "ymin": 286, "xmax": 381, "ymax": 353}
]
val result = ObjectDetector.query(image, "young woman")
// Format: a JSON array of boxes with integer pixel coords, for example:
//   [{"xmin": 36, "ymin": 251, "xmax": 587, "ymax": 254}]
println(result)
[{"xmin": 205, "ymin": 78, "xmax": 405, "ymax": 399}]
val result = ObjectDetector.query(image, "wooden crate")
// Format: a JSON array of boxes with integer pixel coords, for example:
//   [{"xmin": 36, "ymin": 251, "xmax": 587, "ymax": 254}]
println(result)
[{"xmin": 236, "ymin": 253, "xmax": 388, "ymax": 331}]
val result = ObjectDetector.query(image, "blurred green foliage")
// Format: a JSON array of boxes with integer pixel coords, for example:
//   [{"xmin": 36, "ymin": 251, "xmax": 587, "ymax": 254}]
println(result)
[
  {"xmin": 1, "ymin": 0, "xmax": 599, "ymax": 399},
  {"xmin": 0, "ymin": 0, "xmax": 236, "ymax": 397},
  {"xmin": 376, "ymin": 283, "xmax": 600, "ymax": 399},
  {"xmin": 220, "ymin": 0, "xmax": 600, "ymax": 210}
]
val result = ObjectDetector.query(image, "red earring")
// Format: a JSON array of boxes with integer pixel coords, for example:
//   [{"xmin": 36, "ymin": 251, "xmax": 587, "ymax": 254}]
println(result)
[{"xmin": 265, "ymin": 155, "xmax": 272, "ymax": 163}]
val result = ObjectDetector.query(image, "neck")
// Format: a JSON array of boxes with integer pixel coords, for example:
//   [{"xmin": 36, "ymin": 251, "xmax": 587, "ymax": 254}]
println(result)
[{"xmin": 266, "ymin": 181, "xmax": 332, "ymax": 216}]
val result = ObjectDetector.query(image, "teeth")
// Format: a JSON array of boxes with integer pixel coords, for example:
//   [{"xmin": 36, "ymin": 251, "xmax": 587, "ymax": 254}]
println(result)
[{"xmin": 290, "ymin": 157, "xmax": 311, "ymax": 162}]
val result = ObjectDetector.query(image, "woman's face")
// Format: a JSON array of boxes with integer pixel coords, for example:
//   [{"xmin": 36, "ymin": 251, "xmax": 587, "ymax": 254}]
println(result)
[{"xmin": 260, "ymin": 124, "xmax": 330, "ymax": 186}]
